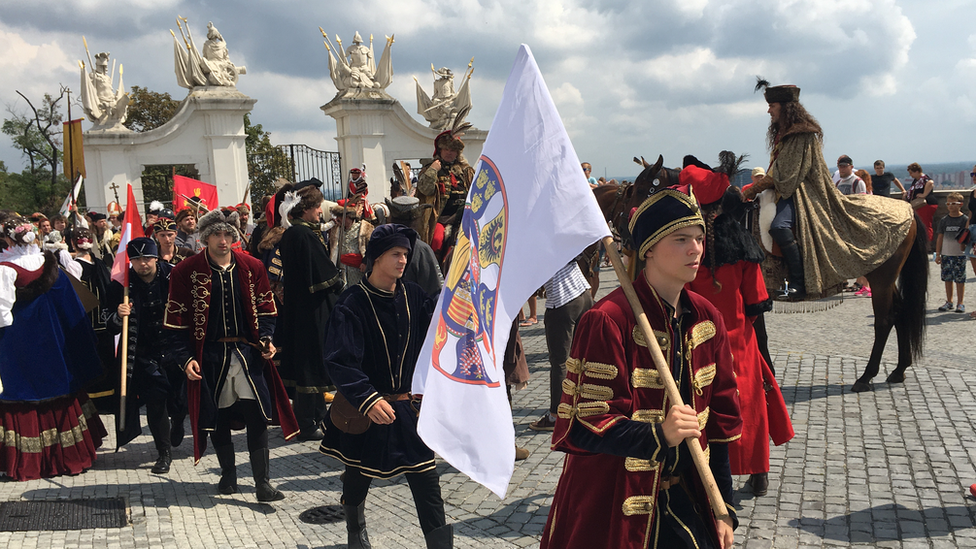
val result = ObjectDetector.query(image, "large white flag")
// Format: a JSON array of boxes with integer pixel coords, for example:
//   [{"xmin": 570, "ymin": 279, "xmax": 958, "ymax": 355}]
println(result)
[{"xmin": 413, "ymin": 44, "xmax": 611, "ymax": 498}]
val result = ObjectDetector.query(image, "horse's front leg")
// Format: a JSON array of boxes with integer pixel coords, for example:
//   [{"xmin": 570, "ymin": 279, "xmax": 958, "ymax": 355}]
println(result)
[{"xmin": 852, "ymin": 285, "xmax": 896, "ymax": 392}]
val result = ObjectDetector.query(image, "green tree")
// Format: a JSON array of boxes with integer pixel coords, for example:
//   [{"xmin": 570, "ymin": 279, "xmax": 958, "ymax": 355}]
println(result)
[
  {"xmin": 124, "ymin": 86, "xmax": 182, "ymax": 132},
  {"xmin": 1, "ymin": 89, "xmax": 70, "ymax": 214},
  {"xmin": 244, "ymin": 113, "xmax": 292, "ymax": 204}
]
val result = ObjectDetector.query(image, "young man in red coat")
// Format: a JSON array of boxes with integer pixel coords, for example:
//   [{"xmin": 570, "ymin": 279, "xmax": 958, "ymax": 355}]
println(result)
[
  {"xmin": 542, "ymin": 187, "xmax": 742, "ymax": 549},
  {"xmin": 164, "ymin": 208, "xmax": 298, "ymax": 502}
]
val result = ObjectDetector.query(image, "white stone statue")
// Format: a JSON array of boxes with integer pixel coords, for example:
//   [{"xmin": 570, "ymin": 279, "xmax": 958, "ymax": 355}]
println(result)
[
  {"xmin": 415, "ymin": 59, "xmax": 474, "ymax": 131},
  {"xmin": 172, "ymin": 17, "xmax": 246, "ymax": 89},
  {"xmin": 320, "ymin": 29, "xmax": 394, "ymax": 99},
  {"xmin": 79, "ymin": 39, "xmax": 129, "ymax": 131}
]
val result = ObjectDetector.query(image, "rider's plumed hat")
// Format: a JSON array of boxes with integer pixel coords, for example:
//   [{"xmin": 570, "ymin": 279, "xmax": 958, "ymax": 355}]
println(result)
[
  {"xmin": 628, "ymin": 188, "xmax": 705, "ymax": 259},
  {"xmin": 755, "ymin": 77, "xmax": 800, "ymax": 103}
]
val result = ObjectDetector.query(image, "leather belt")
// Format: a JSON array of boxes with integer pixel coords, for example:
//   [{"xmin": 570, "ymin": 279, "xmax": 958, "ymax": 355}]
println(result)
[
  {"xmin": 659, "ymin": 475, "xmax": 681, "ymax": 491},
  {"xmin": 383, "ymin": 393, "xmax": 411, "ymax": 402},
  {"xmin": 216, "ymin": 336, "xmax": 263, "ymax": 351}
]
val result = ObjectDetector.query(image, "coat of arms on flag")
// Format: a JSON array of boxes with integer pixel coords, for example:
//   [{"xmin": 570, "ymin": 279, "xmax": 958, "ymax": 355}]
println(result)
[{"xmin": 431, "ymin": 157, "xmax": 507, "ymax": 387}]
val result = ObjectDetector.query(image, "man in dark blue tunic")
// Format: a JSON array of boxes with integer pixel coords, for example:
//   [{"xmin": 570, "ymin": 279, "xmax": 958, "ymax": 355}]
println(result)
[{"xmin": 319, "ymin": 224, "xmax": 452, "ymax": 549}]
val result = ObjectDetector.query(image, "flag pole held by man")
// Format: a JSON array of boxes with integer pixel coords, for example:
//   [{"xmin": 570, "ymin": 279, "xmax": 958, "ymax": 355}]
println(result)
[{"xmin": 412, "ymin": 44, "xmax": 611, "ymax": 499}]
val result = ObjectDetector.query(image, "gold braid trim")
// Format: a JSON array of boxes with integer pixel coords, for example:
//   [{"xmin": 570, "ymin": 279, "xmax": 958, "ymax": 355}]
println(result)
[
  {"xmin": 565, "ymin": 357, "xmax": 618, "ymax": 380},
  {"xmin": 632, "ymin": 409, "xmax": 665, "ymax": 423},
  {"xmin": 697, "ymin": 407, "xmax": 710, "ymax": 431},
  {"xmin": 557, "ymin": 401, "xmax": 610, "ymax": 420},
  {"xmin": 625, "ymin": 457, "xmax": 659, "ymax": 472},
  {"xmin": 688, "ymin": 320, "xmax": 716, "ymax": 350},
  {"xmin": 0, "ymin": 399, "xmax": 98, "ymax": 453},
  {"xmin": 631, "ymin": 368, "xmax": 664, "ymax": 389},
  {"xmin": 693, "ymin": 363, "xmax": 717, "ymax": 395},
  {"xmin": 622, "ymin": 495, "xmax": 656, "ymax": 516},
  {"xmin": 633, "ymin": 326, "xmax": 670, "ymax": 352},
  {"xmin": 561, "ymin": 378, "xmax": 614, "ymax": 401}
]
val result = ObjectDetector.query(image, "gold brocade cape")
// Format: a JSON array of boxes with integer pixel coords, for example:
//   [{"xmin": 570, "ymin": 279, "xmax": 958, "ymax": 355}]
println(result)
[{"xmin": 769, "ymin": 128, "xmax": 913, "ymax": 297}]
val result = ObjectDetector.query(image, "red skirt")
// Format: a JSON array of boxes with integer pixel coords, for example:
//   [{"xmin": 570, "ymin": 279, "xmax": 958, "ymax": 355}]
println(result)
[{"xmin": 0, "ymin": 392, "xmax": 107, "ymax": 481}]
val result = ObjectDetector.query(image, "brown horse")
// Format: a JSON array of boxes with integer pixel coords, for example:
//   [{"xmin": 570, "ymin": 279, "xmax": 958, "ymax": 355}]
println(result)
[{"xmin": 604, "ymin": 157, "xmax": 928, "ymax": 393}]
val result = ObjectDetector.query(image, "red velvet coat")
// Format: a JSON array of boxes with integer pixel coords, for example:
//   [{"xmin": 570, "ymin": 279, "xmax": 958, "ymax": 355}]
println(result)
[
  {"xmin": 689, "ymin": 261, "xmax": 794, "ymax": 475},
  {"xmin": 542, "ymin": 275, "xmax": 741, "ymax": 549},
  {"xmin": 164, "ymin": 249, "xmax": 299, "ymax": 462}
]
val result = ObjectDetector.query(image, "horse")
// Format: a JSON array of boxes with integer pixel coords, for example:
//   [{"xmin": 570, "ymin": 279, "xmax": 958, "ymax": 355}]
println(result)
[{"xmin": 601, "ymin": 156, "xmax": 928, "ymax": 394}]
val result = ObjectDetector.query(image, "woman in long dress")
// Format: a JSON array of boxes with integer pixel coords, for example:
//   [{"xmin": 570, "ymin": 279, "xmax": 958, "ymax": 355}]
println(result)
[{"xmin": 0, "ymin": 215, "xmax": 106, "ymax": 481}]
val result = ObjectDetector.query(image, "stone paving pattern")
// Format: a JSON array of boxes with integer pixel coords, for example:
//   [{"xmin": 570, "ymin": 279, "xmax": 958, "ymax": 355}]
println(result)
[{"xmin": 1, "ymin": 261, "xmax": 975, "ymax": 547}]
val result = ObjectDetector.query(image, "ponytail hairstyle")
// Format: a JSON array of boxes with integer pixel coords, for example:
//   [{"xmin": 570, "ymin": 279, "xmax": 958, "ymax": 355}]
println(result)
[{"xmin": 701, "ymin": 205, "xmax": 722, "ymax": 292}]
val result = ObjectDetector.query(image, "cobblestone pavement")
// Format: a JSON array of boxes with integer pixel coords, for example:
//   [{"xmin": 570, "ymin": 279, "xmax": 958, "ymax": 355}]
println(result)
[{"xmin": 1, "ymin": 261, "xmax": 975, "ymax": 547}]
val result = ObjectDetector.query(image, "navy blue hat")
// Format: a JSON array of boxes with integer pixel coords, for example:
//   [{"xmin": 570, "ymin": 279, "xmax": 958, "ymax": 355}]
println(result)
[
  {"xmin": 366, "ymin": 224, "xmax": 416, "ymax": 267},
  {"xmin": 126, "ymin": 237, "xmax": 158, "ymax": 259},
  {"xmin": 88, "ymin": 211, "xmax": 107, "ymax": 221}
]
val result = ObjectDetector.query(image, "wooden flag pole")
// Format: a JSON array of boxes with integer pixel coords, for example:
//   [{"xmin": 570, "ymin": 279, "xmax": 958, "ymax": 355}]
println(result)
[
  {"xmin": 118, "ymin": 286, "xmax": 130, "ymax": 432},
  {"xmin": 601, "ymin": 235, "xmax": 729, "ymax": 520}
]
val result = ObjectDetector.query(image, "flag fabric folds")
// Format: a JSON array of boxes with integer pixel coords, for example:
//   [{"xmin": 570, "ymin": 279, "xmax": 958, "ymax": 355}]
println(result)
[
  {"xmin": 62, "ymin": 119, "xmax": 86, "ymax": 181},
  {"xmin": 110, "ymin": 184, "xmax": 145, "ymax": 285},
  {"xmin": 59, "ymin": 174, "xmax": 85, "ymax": 218},
  {"xmin": 413, "ymin": 44, "xmax": 611, "ymax": 499},
  {"xmin": 172, "ymin": 175, "xmax": 218, "ymax": 213}
]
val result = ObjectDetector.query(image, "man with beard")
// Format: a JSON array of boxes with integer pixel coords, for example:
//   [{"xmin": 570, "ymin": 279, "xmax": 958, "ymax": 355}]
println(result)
[
  {"xmin": 107, "ymin": 237, "xmax": 187, "ymax": 473},
  {"xmin": 88, "ymin": 211, "xmax": 115, "ymax": 263},
  {"xmin": 417, "ymin": 128, "xmax": 474, "ymax": 262},
  {"xmin": 174, "ymin": 209, "xmax": 201, "ymax": 252},
  {"xmin": 276, "ymin": 184, "xmax": 343, "ymax": 441}
]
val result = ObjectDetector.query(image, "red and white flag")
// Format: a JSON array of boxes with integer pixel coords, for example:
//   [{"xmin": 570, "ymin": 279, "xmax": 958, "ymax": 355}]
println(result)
[{"xmin": 110, "ymin": 183, "xmax": 145, "ymax": 285}]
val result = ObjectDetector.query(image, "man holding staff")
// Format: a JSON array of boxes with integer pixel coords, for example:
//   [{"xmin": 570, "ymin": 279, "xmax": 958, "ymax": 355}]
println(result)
[{"xmin": 541, "ymin": 188, "xmax": 742, "ymax": 549}]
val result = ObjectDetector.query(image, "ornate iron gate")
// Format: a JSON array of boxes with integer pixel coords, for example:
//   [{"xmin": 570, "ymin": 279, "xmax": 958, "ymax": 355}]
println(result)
[{"xmin": 278, "ymin": 144, "xmax": 343, "ymax": 201}]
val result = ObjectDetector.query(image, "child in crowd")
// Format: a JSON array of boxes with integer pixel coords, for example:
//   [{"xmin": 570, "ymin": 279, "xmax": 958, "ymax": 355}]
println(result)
[{"xmin": 935, "ymin": 192, "xmax": 969, "ymax": 313}]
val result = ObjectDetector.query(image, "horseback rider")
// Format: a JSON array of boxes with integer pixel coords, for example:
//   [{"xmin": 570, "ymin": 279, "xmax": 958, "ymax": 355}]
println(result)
[
  {"xmin": 742, "ymin": 79, "xmax": 914, "ymax": 300},
  {"xmin": 417, "ymin": 128, "xmax": 475, "ymax": 263}
]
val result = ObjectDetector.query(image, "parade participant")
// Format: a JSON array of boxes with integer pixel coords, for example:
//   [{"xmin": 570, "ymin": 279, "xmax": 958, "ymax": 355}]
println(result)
[
  {"xmin": 174, "ymin": 209, "xmax": 201, "ymax": 252},
  {"xmin": 276, "ymin": 185, "xmax": 343, "ymax": 441},
  {"xmin": 328, "ymin": 204, "xmax": 373, "ymax": 290},
  {"xmin": 71, "ymin": 227, "xmax": 117, "ymax": 411},
  {"xmin": 145, "ymin": 200, "xmax": 165, "ymax": 237},
  {"xmin": 153, "ymin": 217, "xmax": 193, "ymax": 266},
  {"xmin": 107, "ymin": 237, "xmax": 187, "ymax": 473},
  {"xmin": 681, "ymin": 156, "xmax": 794, "ymax": 498},
  {"xmin": 417, "ymin": 120, "xmax": 474, "ymax": 258},
  {"xmin": 88, "ymin": 211, "xmax": 116, "ymax": 263},
  {"xmin": 236, "ymin": 203, "xmax": 255, "ymax": 241},
  {"xmin": 385, "ymin": 195, "xmax": 443, "ymax": 297},
  {"xmin": 164, "ymin": 208, "xmax": 298, "ymax": 502},
  {"xmin": 346, "ymin": 168, "xmax": 374, "ymax": 220},
  {"xmin": 0, "ymin": 216, "xmax": 107, "ymax": 481},
  {"xmin": 541, "ymin": 188, "xmax": 741, "ymax": 549},
  {"xmin": 743, "ymin": 80, "xmax": 914, "ymax": 300},
  {"xmin": 319, "ymin": 224, "xmax": 451, "ymax": 549}
]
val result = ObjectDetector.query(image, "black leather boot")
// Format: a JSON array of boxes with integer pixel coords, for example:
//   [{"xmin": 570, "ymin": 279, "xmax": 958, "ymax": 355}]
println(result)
[
  {"xmin": 344, "ymin": 502, "xmax": 371, "ymax": 549},
  {"xmin": 250, "ymin": 448, "xmax": 284, "ymax": 502},
  {"xmin": 424, "ymin": 524, "xmax": 453, "ymax": 549},
  {"xmin": 151, "ymin": 450, "xmax": 172, "ymax": 474},
  {"xmin": 769, "ymin": 228, "xmax": 806, "ymax": 300},
  {"xmin": 214, "ymin": 444, "xmax": 238, "ymax": 495},
  {"xmin": 745, "ymin": 472, "xmax": 769, "ymax": 496}
]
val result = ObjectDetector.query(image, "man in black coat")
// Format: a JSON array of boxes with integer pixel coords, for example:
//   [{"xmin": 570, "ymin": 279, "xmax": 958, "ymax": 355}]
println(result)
[{"xmin": 276, "ymin": 184, "xmax": 343, "ymax": 440}]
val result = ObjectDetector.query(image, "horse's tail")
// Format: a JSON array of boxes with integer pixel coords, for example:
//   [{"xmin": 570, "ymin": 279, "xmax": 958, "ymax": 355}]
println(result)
[{"xmin": 896, "ymin": 214, "xmax": 928, "ymax": 361}]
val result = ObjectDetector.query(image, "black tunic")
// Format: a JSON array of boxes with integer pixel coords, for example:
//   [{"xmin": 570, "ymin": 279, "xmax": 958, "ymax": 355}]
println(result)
[
  {"xmin": 275, "ymin": 220, "xmax": 342, "ymax": 392},
  {"xmin": 318, "ymin": 278, "xmax": 436, "ymax": 478}
]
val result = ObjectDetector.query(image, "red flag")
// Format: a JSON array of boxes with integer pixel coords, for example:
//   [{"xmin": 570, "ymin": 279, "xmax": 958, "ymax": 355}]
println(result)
[
  {"xmin": 173, "ymin": 175, "xmax": 218, "ymax": 213},
  {"xmin": 111, "ymin": 184, "xmax": 145, "ymax": 285}
]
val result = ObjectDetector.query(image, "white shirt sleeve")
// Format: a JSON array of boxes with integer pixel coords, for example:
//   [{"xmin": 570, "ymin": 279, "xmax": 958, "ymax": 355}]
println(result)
[
  {"xmin": 59, "ymin": 249, "xmax": 83, "ymax": 279},
  {"xmin": 0, "ymin": 265, "xmax": 17, "ymax": 328}
]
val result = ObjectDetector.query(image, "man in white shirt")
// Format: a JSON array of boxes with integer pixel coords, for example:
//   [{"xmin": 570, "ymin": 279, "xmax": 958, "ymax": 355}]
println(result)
[{"xmin": 835, "ymin": 155, "xmax": 866, "ymax": 195}]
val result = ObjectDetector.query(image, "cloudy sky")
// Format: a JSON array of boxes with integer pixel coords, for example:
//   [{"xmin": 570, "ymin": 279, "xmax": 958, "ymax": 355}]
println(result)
[{"xmin": 1, "ymin": 0, "xmax": 974, "ymax": 181}]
